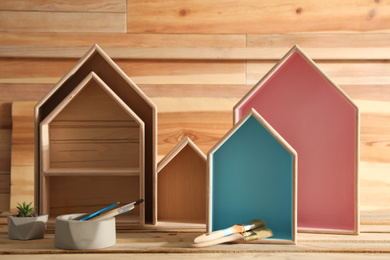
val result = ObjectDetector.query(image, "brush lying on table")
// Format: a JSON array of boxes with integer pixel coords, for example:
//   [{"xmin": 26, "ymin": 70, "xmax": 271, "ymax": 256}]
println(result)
[
  {"xmin": 194, "ymin": 219, "xmax": 266, "ymax": 243},
  {"xmin": 192, "ymin": 227, "xmax": 273, "ymax": 247}
]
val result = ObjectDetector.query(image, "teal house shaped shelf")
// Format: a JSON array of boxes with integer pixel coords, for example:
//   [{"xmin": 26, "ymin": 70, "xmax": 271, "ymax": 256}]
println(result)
[
  {"xmin": 208, "ymin": 109, "xmax": 297, "ymax": 244},
  {"xmin": 234, "ymin": 45, "xmax": 359, "ymax": 235}
]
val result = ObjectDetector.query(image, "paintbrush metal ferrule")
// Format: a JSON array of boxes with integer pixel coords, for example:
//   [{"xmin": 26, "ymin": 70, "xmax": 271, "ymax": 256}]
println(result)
[
  {"xmin": 192, "ymin": 227, "xmax": 273, "ymax": 248},
  {"xmin": 194, "ymin": 219, "xmax": 266, "ymax": 244},
  {"xmin": 242, "ymin": 219, "xmax": 266, "ymax": 231},
  {"xmin": 242, "ymin": 227, "xmax": 273, "ymax": 242}
]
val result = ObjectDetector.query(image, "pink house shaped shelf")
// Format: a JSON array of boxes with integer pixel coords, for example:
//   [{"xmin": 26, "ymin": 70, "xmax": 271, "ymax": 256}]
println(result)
[
  {"xmin": 34, "ymin": 44, "xmax": 157, "ymax": 225},
  {"xmin": 39, "ymin": 72, "xmax": 145, "ymax": 226},
  {"xmin": 156, "ymin": 137, "xmax": 206, "ymax": 229},
  {"xmin": 234, "ymin": 45, "xmax": 359, "ymax": 234},
  {"xmin": 208, "ymin": 109, "xmax": 297, "ymax": 244}
]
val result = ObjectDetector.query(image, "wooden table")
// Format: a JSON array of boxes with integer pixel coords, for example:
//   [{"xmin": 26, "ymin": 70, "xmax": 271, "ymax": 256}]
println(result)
[{"xmin": 1, "ymin": 211, "xmax": 390, "ymax": 259}]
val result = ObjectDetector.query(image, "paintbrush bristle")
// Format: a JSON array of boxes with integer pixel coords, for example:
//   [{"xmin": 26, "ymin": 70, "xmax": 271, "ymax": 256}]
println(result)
[{"xmin": 134, "ymin": 199, "xmax": 144, "ymax": 206}]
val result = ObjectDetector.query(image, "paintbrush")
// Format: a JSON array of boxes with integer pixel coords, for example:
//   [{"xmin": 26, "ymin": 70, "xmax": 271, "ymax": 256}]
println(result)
[
  {"xmin": 192, "ymin": 227, "xmax": 273, "ymax": 247},
  {"xmin": 92, "ymin": 199, "xmax": 143, "ymax": 220},
  {"xmin": 194, "ymin": 219, "xmax": 266, "ymax": 243}
]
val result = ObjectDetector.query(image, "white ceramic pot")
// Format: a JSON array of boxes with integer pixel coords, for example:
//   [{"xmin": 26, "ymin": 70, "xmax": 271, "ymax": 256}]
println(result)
[
  {"xmin": 7, "ymin": 214, "xmax": 48, "ymax": 240},
  {"xmin": 54, "ymin": 213, "xmax": 116, "ymax": 250}
]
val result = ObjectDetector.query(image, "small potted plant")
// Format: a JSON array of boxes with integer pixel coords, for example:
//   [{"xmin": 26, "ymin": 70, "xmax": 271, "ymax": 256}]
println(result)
[{"xmin": 7, "ymin": 202, "xmax": 48, "ymax": 240}]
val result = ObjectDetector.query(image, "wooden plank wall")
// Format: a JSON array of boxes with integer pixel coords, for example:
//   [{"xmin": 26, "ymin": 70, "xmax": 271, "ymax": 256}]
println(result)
[{"xmin": 0, "ymin": 0, "xmax": 390, "ymax": 212}]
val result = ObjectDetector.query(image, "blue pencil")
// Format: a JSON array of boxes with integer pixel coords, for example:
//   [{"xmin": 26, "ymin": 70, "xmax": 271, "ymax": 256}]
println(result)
[{"xmin": 80, "ymin": 202, "xmax": 120, "ymax": 221}]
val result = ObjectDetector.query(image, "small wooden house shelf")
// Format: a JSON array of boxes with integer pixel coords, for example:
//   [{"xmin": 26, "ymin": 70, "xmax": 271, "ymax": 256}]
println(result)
[
  {"xmin": 39, "ymin": 72, "xmax": 144, "ymax": 227},
  {"xmin": 156, "ymin": 137, "xmax": 206, "ymax": 230},
  {"xmin": 208, "ymin": 109, "xmax": 297, "ymax": 244},
  {"xmin": 34, "ymin": 44, "xmax": 157, "ymax": 226},
  {"xmin": 234, "ymin": 45, "xmax": 359, "ymax": 234}
]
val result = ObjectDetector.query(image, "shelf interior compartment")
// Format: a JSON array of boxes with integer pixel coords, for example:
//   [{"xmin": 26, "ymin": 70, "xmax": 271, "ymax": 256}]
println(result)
[{"xmin": 42, "ymin": 175, "xmax": 142, "ymax": 224}]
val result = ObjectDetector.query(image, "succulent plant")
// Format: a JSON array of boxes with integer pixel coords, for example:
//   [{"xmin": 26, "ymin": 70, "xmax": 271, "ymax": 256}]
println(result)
[{"xmin": 16, "ymin": 202, "xmax": 34, "ymax": 217}]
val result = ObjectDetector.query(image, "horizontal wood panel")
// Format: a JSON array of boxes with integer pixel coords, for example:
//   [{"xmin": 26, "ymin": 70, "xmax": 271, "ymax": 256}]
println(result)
[
  {"xmin": 247, "ymin": 33, "xmax": 390, "ymax": 48},
  {"xmin": 127, "ymin": 0, "xmax": 390, "ymax": 34},
  {"xmin": 4, "ymin": 59, "xmax": 390, "ymax": 87},
  {"xmin": 49, "ymin": 142, "xmax": 141, "ymax": 169},
  {"xmin": 2, "ymin": 45, "xmax": 390, "ymax": 60},
  {"xmin": 0, "ymin": 11, "xmax": 126, "ymax": 33},
  {"xmin": 0, "ymin": 59, "xmax": 246, "ymax": 85},
  {"xmin": 0, "ymin": 0, "xmax": 126, "ymax": 12},
  {"xmin": 246, "ymin": 61, "xmax": 390, "ymax": 85},
  {"xmin": 0, "ymin": 32, "xmax": 246, "ymax": 47},
  {"xmin": 48, "ymin": 175, "xmax": 140, "ymax": 217},
  {"xmin": 158, "ymin": 111, "xmax": 233, "ymax": 156},
  {"xmin": 4, "ymin": 59, "xmax": 389, "ymax": 88}
]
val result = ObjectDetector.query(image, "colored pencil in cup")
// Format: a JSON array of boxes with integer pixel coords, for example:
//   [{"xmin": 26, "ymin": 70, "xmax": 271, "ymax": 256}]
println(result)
[
  {"xmin": 192, "ymin": 227, "xmax": 273, "ymax": 248},
  {"xmin": 194, "ymin": 219, "xmax": 266, "ymax": 243},
  {"xmin": 92, "ymin": 199, "xmax": 144, "ymax": 221},
  {"xmin": 79, "ymin": 202, "xmax": 120, "ymax": 221}
]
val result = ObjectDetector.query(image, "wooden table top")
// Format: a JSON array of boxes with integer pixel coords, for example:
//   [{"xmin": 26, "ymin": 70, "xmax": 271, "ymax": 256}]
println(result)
[{"xmin": 1, "ymin": 211, "xmax": 389, "ymax": 259}]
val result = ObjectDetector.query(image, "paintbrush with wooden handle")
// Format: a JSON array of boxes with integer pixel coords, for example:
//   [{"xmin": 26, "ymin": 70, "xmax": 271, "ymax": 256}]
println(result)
[
  {"xmin": 192, "ymin": 227, "xmax": 273, "ymax": 247},
  {"xmin": 194, "ymin": 219, "xmax": 266, "ymax": 244}
]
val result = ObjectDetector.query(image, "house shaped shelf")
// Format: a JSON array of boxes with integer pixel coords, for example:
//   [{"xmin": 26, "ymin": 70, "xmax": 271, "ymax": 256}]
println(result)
[
  {"xmin": 156, "ymin": 137, "xmax": 206, "ymax": 230},
  {"xmin": 234, "ymin": 45, "xmax": 359, "ymax": 234},
  {"xmin": 208, "ymin": 109, "xmax": 297, "ymax": 244},
  {"xmin": 39, "ymin": 72, "xmax": 144, "ymax": 226},
  {"xmin": 34, "ymin": 44, "xmax": 157, "ymax": 224}
]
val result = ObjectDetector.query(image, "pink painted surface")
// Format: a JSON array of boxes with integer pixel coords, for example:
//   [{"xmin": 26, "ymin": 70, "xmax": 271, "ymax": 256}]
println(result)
[{"xmin": 235, "ymin": 50, "xmax": 357, "ymax": 232}]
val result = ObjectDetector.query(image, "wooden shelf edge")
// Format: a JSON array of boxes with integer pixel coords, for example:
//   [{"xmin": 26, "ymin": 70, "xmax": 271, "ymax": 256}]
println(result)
[{"xmin": 43, "ymin": 167, "xmax": 141, "ymax": 176}]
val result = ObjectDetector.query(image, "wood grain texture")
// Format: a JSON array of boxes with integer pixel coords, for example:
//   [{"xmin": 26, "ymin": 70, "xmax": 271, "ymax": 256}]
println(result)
[
  {"xmin": 1, "ymin": 216, "xmax": 390, "ymax": 254},
  {"xmin": 0, "ymin": 59, "xmax": 246, "ymax": 85},
  {"xmin": 0, "ymin": 175, "xmax": 10, "ymax": 194},
  {"xmin": 0, "ymin": 32, "xmax": 246, "ymax": 47},
  {"xmin": 247, "ymin": 33, "xmax": 390, "ymax": 48},
  {"xmin": 158, "ymin": 145, "xmax": 206, "ymax": 223},
  {"xmin": 2, "ymin": 45, "xmax": 390, "ymax": 60},
  {"xmin": 127, "ymin": 0, "xmax": 390, "ymax": 34},
  {"xmin": 0, "ymin": 0, "xmax": 126, "ymax": 12},
  {"xmin": 0, "ymin": 0, "xmax": 389, "ymax": 231},
  {"xmin": 9, "ymin": 98, "xmax": 390, "ymax": 213},
  {"xmin": 0, "ymin": 11, "xmax": 126, "ymax": 33},
  {"xmin": 1, "ymin": 253, "xmax": 390, "ymax": 260},
  {"xmin": 246, "ymin": 61, "xmax": 390, "ymax": 85},
  {"xmin": 10, "ymin": 101, "xmax": 35, "ymax": 211}
]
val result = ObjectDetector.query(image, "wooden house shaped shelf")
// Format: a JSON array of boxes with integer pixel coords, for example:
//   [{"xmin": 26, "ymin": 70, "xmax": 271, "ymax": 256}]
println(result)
[
  {"xmin": 39, "ymin": 72, "xmax": 144, "ymax": 226},
  {"xmin": 34, "ymin": 44, "xmax": 157, "ymax": 226},
  {"xmin": 234, "ymin": 45, "xmax": 359, "ymax": 234},
  {"xmin": 208, "ymin": 109, "xmax": 297, "ymax": 244},
  {"xmin": 156, "ymin": 137, "xmax": 206, "ymax": 230}
]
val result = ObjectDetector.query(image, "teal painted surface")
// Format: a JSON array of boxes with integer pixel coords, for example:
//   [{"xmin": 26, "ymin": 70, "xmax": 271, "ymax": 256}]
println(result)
[{"xmin": 210, "ymin": 115, "xmax": 294, "ymax": 241}]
